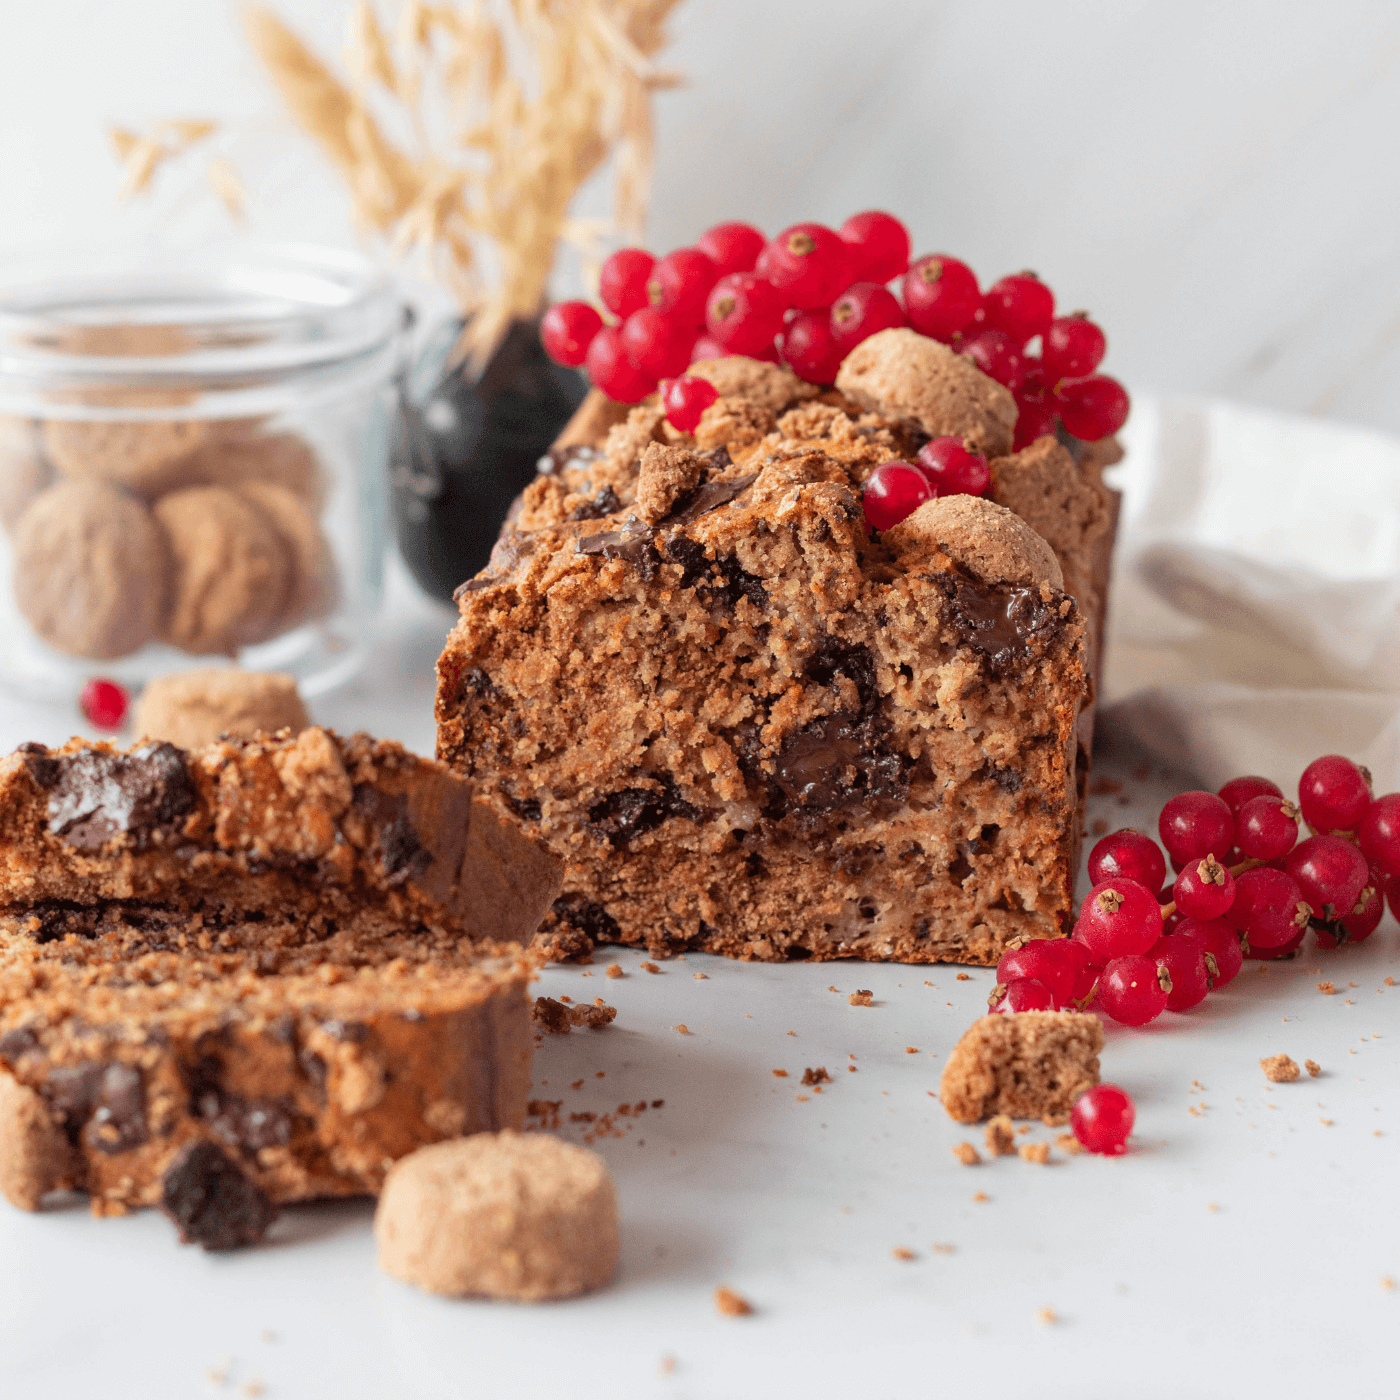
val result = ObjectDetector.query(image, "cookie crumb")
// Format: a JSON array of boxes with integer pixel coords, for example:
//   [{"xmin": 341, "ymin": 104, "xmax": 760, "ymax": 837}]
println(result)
[
  {"xmin": 1208, "ymin": 1202, "xmax": 1220, "ymax": 1213},
  {"xmin": 715, "ymin": 1286, "xmax": 753, "ymax": 1317},
  {"xmin": 693, "ymin": 972, "xmax": 708, "ymax": 979},
  {"xmin": 801, "ymin": 1067, "xmax": 831, "ymax": 1086},
  {"xmin": 932, "ymin": 1243, "xmax": 956, "ymax": 1254},
  {"xmin": 772, "ymin": 1069, "xmax": 788, "ymax": 1078},
  {"xmin": 984, "ymin": 1115, "xmax": 1016, "ymax": 1157},
  {"xmin": 641, "ymin": 962, "xmax": 660, "ymax": 974},
  {"xmin": 1036, "ymin": 1306, "xmax": 1058, "ymax": 1326},
  {"xmin": 207, "ymin": 1359, "xmax": 232, "ymax": 1386},
  {"xmin": 956, "ymin": 973, "xmax": 971, "ymax": 981},
  {"xmin": 660, "ymin": 1355, "xmax": 676, "ymax": 1374},
  {"xmin": 243, "ymin": 1383, "xmax": 266, "ymax": 1398},
  {"xmin": 673, "ymin": 1024, "xmax": 689, "ymax": 1035},
  {"xmin": 1386, "ymin": 977, "xmax": 1395, "ymax": 987},
  {"xmin": 848, "ymin": 990, "xmax": 873, "ymax": 1007},
  {"xmin": 952, "ymin": 1142, "xmax": 982, "ymax": 1166},
  {"xmin": 972, "ymin": 1191, "xmax": 989, "ymax": 1202},
  {"xmin": 258, "ymin": 1331, "xmax": 275, "ymax": 1344},
  {"xmin": 1019, "ymin": 1142, "xmax": 1051, "ymax": 1165},
  {"xmin": 1317, "ymin": 981, "xmax": 1336, "ymax": 995},
  {"xmin": 905, "ymin": 1046, "xmax": 919, "ymax": 1054},
  {"xmin": 530, "ymin": 996, "xmax": 573, "ymax": 1035},
  {"xmin": 1305, "ymin": 1059, "xmax": 1321, "ymax": 1078},
  {"xmin": 1320, "ymin": 1117, "xmax": 1334, "ymax": 1126},
  {"xmin": 1260, "ymin": 1054, "xmax": 1300, "ymax": 1083},
  {"xmin": 605, "ymin": 964, "xmax": 623, "ymax": 979},
  {"xmin": 569, "ymin": 999, "xmax": 617, "ymax": 1029},
  {"xmin": 892, "ymin": 1246, "xmax": 916, "ymax": 1261},
  {"xmin": 1056, "ymin": 1133, "xmax": 1083, "ymax": 1155},
  {"xmin": 795, "ymin": 1093, "xmax": 810, "ymax": 1102},
  {"xmin": 1383, "ymin": 1276, "xmax": 1395, "ymax": 1291}
]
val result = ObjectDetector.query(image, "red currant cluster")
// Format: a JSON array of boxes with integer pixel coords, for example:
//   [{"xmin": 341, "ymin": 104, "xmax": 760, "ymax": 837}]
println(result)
[
  {"xmin": 992, "ymin": 754, "xmax": 1396, "ymax": 1031},
  {"xmin": 541, "ymin": 212, "xmax": 1130, "ymax": 447}
]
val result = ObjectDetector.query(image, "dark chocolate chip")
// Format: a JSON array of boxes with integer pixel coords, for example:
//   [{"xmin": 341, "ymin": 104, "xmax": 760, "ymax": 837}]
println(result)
[
  {"xmin": 804, "ymin": 637, "xmax": 879, "ymax": 713},
  {"xmin": 19, "ymin": 745, "xmax": 62, "ymax": 789},
  {"xmin": 663, "ymin": 471, "xmax": 758, "ymax": 526},
  {"xmin": 351, "ymin": 786, "xmax": 434, "ymax": 885},
  {"xmin": 568, "ymin": 483, "xmax": 622, "ymax": 520},
  {"xmin": 160, "ymin": 1140, "xmax": 277, "ymax": 1251},
  {"xmin": 0, "ymin": 1027, "xmax": 40, "ymax": 1060},
  {"xmin": 187, "ymin": 1055, "xmax": 299, "ymax": 1153},
  {"xmin": 587, "ymin": 779, "xmax": 700, "ymax": 849},
  {"xmin": 991, "ymin": 765, "xmax": 1024, "ymax": 794},
  {"xmin": 504, "ymin": 792, "xmax": 542, "ymax": 822},
  {"xmin": 576, "ymin": 516, "xmax": 660, "ymax": 581},
  {"xmin": 549, "ymin": 898, "xmax": 621, "ymax": 943},
  {"xmin": 937, "ymin": 575, "xmax": 1064, "ymax": 676},
  {"xmin": 46, "ymin": 742, "xmax": 195, "ymax": 852},
  {"xmin": 46, "ymin": 1062, "xmax": 149, "ymax": 1153}
]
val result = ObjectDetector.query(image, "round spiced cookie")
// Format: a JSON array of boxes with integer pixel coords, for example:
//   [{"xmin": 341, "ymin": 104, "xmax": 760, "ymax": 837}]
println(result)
[
  {"xmin": 375, "ymin": 1131, "xmax": 619, "ymax": 1301},
  {"xmin": 132, "ymin": 668, "xmax": 311, "ymax": 750},
  {"xmin": 182, "ymin": 430, "xmax": 325, "ymax": 507},
  {"xmin": 236, "ymin": 481, "xmax": 336, "ymax": 628},
  {"xmin": 13, "ymin": 480, "xmax": 168, "ymax": 659},
  {"xmin": 42, "ymin": 417, "xmax": 210, "ymax": 499},
  {"xmin": 0, "ymin": 417, "xmax": 51, "ymax": 535},
  {"xmin": 154, "ymin": 485, "xmax": 292, "ymax": 656}
]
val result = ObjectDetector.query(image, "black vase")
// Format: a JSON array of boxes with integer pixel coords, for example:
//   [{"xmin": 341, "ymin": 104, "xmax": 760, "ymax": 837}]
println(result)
[{"xmin": 391, "ymin": 316, "xmax": 588, "ymax": 603}]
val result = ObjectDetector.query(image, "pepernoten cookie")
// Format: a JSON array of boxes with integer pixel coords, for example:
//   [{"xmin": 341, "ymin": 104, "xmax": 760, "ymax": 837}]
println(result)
[
  {"xmin": 13, "ymin": 480, "xmax": 168, "ymax": 659},
  {"xmin": 0, "ymin": 417, "xmax": 51, "ymax": 536},
  {"xmin": 42, "ymin": 418, "xmax": 208, "ymax": 499},
  {"xmin": 236, "ymin": 481, "xmax": 336, "ymax": 628},
  {"xmin": 182, "ymin": 430, "xmax": 324, "ymax": 507},
  {"xmin": 154, "ymin": 485, "xmax": 292, "ymax": 655},
  {"xmin": 132, "ymin": 669, "xmax": 311, "ymax": 750}
]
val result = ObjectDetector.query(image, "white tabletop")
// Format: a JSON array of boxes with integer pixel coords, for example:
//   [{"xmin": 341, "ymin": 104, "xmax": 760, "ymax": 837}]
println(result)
[{"xmin": 0, "ymin": 558, "xmax": 1395, "ymax": 1400}]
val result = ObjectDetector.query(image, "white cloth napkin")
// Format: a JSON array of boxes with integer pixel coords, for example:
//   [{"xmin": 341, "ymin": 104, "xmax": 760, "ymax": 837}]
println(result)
[{"xmin": 1100, "ymin": 396, "xmax": 1400, "ymax": 793}]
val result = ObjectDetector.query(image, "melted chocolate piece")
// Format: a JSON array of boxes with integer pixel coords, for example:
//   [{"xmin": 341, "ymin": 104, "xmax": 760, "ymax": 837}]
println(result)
[
  {"xmin": 46, "ymin": 742, "xmax": 195, "ymax": 853},
  {"xmin": 0, "ymin": 1027, "xmax": 40, "ymax": 1060},
  {"xmin": 937, "ymin": 575, "xmax": 1063, "ymax": 676},
  {"xmin": 768, "ymin": 713, "xmax": 908, "ymax": 820},
  {"xmin": 351, "ymin": 786, "xmax": 434, "ymax": 886},
  {"xmin": 587, "ymin": 779, "xmax": 700, "ymax": 849},
  {"xmin": 662, "ymin": 535, "xmax": 767, "ymax": 611},
  {"xmin": 550, "ymin": 898, "xmax": 621, "ymax": 944},
  {"xmin": 576, "ymin": 516, "xmax": 660, "ymax": 581},
  {"xmin": 45, "ymin": 1062, "xmax": 149, "ymax": 1154},
  {"xmin": 804, "ymin": 637, "xmax": 878, "ymax": 713},
  {"xmin": 160, "ymin": 1141, "xmax": 277, "ymax": 1251},
  {"xmin": 664, "ymin": 471, "xmax": 759, "ymax": 526},
  {"xmin": 455, "ymin": 533, "xmax": 539, "ymax": 597},
  {"xmin": 18, "ymin": 743, "xmax": 61, "ymax": 790},
  {"xmin": 569, "ymin": 484, "xmax": 622, "ymax": 521}
]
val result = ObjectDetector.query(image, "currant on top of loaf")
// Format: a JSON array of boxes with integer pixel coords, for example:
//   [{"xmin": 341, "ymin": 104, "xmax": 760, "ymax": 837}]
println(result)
[{"xmin": 539, "ymin": 210, "xmax": 1130, "ymax": 450}]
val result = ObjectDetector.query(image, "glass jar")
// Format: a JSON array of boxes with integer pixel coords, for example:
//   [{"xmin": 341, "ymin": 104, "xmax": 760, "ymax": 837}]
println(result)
[{"xmin": 0, "ymin": 244, "xmax": 405, "ymax": 705}]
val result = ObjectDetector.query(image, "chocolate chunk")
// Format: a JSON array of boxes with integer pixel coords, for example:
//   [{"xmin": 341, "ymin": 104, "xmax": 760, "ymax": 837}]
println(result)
[
  {"xmin": 530, "ymin": 996, "xmax": 572, "ymax": 1035},
  {"xmin": 662, "ymin": 534, "xmax": 767, "ymax": 611},
  {"xmin": 550, "ymin": 898, "xmax": 621, "ymax": 944},
  {"xmin": 18, "ymin": 744, "xmax": 61, "ymax": 790},
  {"xmin": 576, "ymin": 516, "xmax": 660, "ymax": 581},
  {"xmin": 321, "ymin": 1019, "xmax": 370, "ymax": 1044},
  {"xmin": 537, "ymin": 444, "xmax": 598, "ymax": 476},
  {"xmin": 568, "ymin": 484, "xmax": 621, "ymax": 520},
  {"xmin": 770, "ymin": 713, "xmax": 907, "ymax": 819},
  {"xmin": 46, "ymin": 742, "xmax": 195, "ymax": 852},
  {"xmin": 937, "ymin": 575, "xmax": 1062, "ymax": 676},
  {"xmin": 351, "ymin": 786, "xmax": 434, "ymax": 885},
  {"xmin": 187, "ymin": 1054, "xmax": 299, "ymax": 1153},
  {"xmin": 0, "ymin": 1027, "xmax": 40, "ymax": 1060},
  {"xmin": 804, "ymin": 637, "xmax": 879, "ymax": 713},
  {"xmin": 504, "ymin": 791, "xmax": 542, "ymax": 822},
  {"xmin": 160, "ymin": 1140, "xmax": 277, "ymax": 1251},
  {"xmin": 587, "ymin": 779, "xmax": 700, "ymax": 849},
  {"xmin": 663, "ymin": 471, "xmax": 759, "ymax": 526},
  {"xmin": 46, "ymin": 1062, "xmax": 148, "ymax": 1153}
]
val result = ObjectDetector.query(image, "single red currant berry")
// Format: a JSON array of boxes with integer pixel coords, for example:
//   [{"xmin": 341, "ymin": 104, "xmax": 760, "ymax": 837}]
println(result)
[
  {"xmin": 1236, "ymin": 795, "xmax": 1300, "ymax": 861},
  {"xmin": 1172, "ymin": 853, "xmax": 1235, "ymax": 921},
  {"xmin": 1181, "ymin": 916, "xmax": 1243, "ymax": 988},
  {"xmin": 660, "ymin": 375, "xmax": 720, "ymax": 434},
  {"xmin": 1067, "ymin": 948, "xmax": 1102, "ymax": 1009},
  {"xmin": 1148, "ymin": 931, "xmax": 1210, "ymax": 1011},
  {"xmin": 861, "ymin": 460, "xmax": 932, "ymax": 531},
  {"xmin": 830, "ymin": 282, "xmax": 905, "ymax": 354},
  {"xmin": 1230, "ymin": 867, "xmax": 1310, "ymax": 949},
  {"xmin": 1088, "ymin": 830, "xmax": 1167, "ymax": 897},
  {"xmin": 902, "ymin": 255, "xmax": 981, "ymax": 341},
  {"xmin": 541, "ymin": 300, "xmax": 603, "ymax": 367},
  {"xmin": 1159, "ymin": 791, "xmax": 1235, "ymax": 866},
  {"xmin": 1218, "ymin": 774, "xmax": 1282, "ymax": 814},
  {"xmin": 620, "ymin": 306, "xmax": 692, "ymax": 379},
  {"xmin": 1054, "ymin": 374, "xmax": 1130, "ymax": 440},
  {"xmin": 1098, "ymin": 954, "xmax": 1169, "ymax": 1025},
  {"xmin": 1043, "ymin": 312, "xmax": 1106, "ymax": 379},
  {"xmin": 696, "ymin": 222, "xmax": 766, "ymax": 278},
  {"xmin": 982, "ymin": 272, "xmax": 1055, "ymax": 345},
  {"xmin": 689, "ymin": 332, "xmax": 729, "ymax": 364},
  {"xmin": 1013, "ymin": 399, "xmax": 1057, "ymax": 450},
  {"xmin": 1072, "ymin": 1084, "xmax": 1135, "ymax": 1154},
  {"xmin": 1284, "ymin": 834, "xmax": 1369, "ymax": 918},
  {"xmin": 994, "ymin": 939, "xmax": 1078, "ymax": 1005},
  {"xmin": 598, "ymin": 247, "xmax": 655, "ymax": 319},
  {"xmin": 838, "ymin": 210, "xmax": 911, "ymax": 284},
  {"xmin": 914, "ymin": 436, "xmax": 991, "ymax": 498},
  {"xmin": 584, "ymin": 325, "xmax": 656, "ymax": 403},
  {"xmin": 1074, "ymin": 878, "xmax": 1162, "ymax": 962},
  {"xmin": 779, "ymin": 310, "xmax": 845, "ymax": 384},
  {"xmin": 989, "ymin": 977, "xmax": 1057, "ymax": 1014},
  {"xmin": 704, "ymin": 272, "xmax": 786, "ymax": 357},
  {"xmin": 1358, "ymin": 792, "xmax": 1400, "ymax": 878},
  {"xmin": 962, "ymin": 329, "xmax": 1026, "ymax": 394},
  {"xmin": 1316, "ymin": 863, "xmax": 1384, "ymax": 947},
  {"xmin": 1298, "ymin": 754, "xmax": 1372, "ymax": 833},
  {"xmin": 81, "ymin": 677, "xmax": 128, "ymax": 730},
  {"xmin": 762, "ymin": 223, "xmax": 852, "ymax": 310},
  {"xmin": 646, "ymin": 248, "xmax": 719, "ymax": 326}
]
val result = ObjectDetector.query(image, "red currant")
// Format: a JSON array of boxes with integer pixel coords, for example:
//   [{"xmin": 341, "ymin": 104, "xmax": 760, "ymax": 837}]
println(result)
[
  {"xmin": 1184, "ymin": 916, "xmax": 1244, "ymax": 988},
  {"xmin": 1284, "ymin": 834, "xmax": 1369, "ymax": 918},
  {"xmin": 902, "ymin": 255, "xmax": 980, "ymax": 341},
  {"xmin": 541, "ymin": 300, "xmax": 603, "ymax": 367},
  {"xmin": 1317, "ymin": 866, "xmax": 1384, "ymax": 947},
  {"xmin": 1042, "ymin": 312, "xmax": 1106, "ymax": 379},
  {"xmin": 1072, "ymin": 1084, "xmax": 1134, "ymax": 1154},
  {"xmin": 1218, "ymin": 775, "xmax": 1282, "ymax": 814},
  {"xmin": 1013, "ymin": 399, "xmax": 1056, "ymax": 451},
  {"xmin": 982, "ymin": 272, "xmax": 1055, "ymax": 346},
  {"xmin": 962, "ymin": 330, "xmax": 1026, "ymax": 394},
  {"xmin": 1298, "ymin": 754, "xmax": 1372, "ymax": 833},
  {"xmin": 861, "ymin": 461, "xmax": 932, "ymax": 531},
  {"xmin": 1236, "ymin": 795, "xmax": 1300, "ymax": 861},
  {"xmin": 1149, "ymin": 931, "xmax": 1210, "ymax": 1011},
  {"xmin": 81, "ymin": 677, "xmax": 128, "ymax": 730},
  {"xmin": 1172, "ymin": 853, "xmax": 1235, "ymax": 921},
  {"xmin": 620, "ymin": 306, "xmax": 692, "ymax": 379},
  {"xmin": 660, "ymin": 375, "xmax": 720, "ymax": 435},
  {"xmin": 695, "ymin": 222, "xmax": 766, "ymax": 278},
  {"xmin": 838, "ymin": 210, "xmax": 911, "ymax": 284},
  {"xmin": 1358, "ymin": 792, "xmax": 1400, "ymax": 878},
  {"xmin": 1088, "ymin": 830, "xmax": 1167, "ymax": 898},
  {"xmin": 995, "ymin": 939, "xmax": 1077, "ymax": 1005},
  {"xmin": 990, "ymin": 977, "xmax": 1057, "ymax": 1014},
  {"xmin": 830, "ymin": 283, "xmax": 905, "ymax": 354},
  {"xmin": 779, "ymin": 311, "xmax": 845, "ymax": 384},
  {"xmin": 1229, "ymin": 867, "xmax": 1309, "ymax": 949},
  {"xmin": 762, "ymin": 223, "xmax": 852, "ymax": 310},
  {"xmin": 1074, "ymin": 878, "xmax": 1162, "ymax": 962},
  {"xmin": 1159, "ymin": 791, "xmax": 1234, "ymax": 866},
  {"xmin": 584, "ymin": 325, "xmax": 655, "ymax": 403},
  {"xmin": 1054, "ymin": 374, "xmax": 1130, "ymax": 440},
  {"xmin": 689, "ymin": 332, "xmax": 729, "ymax": 363},
  {"xmin": 704, "ymin": 273, "xmax": 786, "ymax": 358},
  {"xmin": 599, "ymin": 247, "xmax": 655, "ymax": 319},
  {"xmin": 646, "ymin": 249, "xmax": 720, "ymax": 327},
  {"xmin": 1098, "ymin": 955, "xmax": 1169, "ymax": 1025},
  {"xmin": 914, "ymin": 437, "xmax": 990, "ymax": 498},
  {"xmin": 1247, "ymin": 927, "xmax": 1306, "ymax": 960}
]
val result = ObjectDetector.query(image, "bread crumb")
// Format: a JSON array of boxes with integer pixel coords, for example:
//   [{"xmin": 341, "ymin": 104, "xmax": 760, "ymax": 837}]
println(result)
[
  {"xmin": 207, "ymin": 1359, "xmax": 231, "ymax": 1386},
  {"xmin": 570, "ymin": 1079, "xmax": 583, "ymax": 1090},
  {"xmin": 1383, "ymin": 1276, "xmax": 1395, "ymax": 1291},
  {"xmin": 1019, "ymin": 1141, "xmax": 1051, "ymax": 1165},
  {"xmin": 1318, "ymin": 981, "xmax": 1336, "ymax": 995},
  {"xmin": 848, "ymin": 990, "xmax": 873, "ymax": 1007},
  {"xmin": 243, "ymin": 1384, "xmax": 266, "ymax": 1399},
  {"xmin": 801, "ymin": 1067, "xmax": 831, "ymax": 1086},
  {"xmin": 660, "ymin": 1355, "xmax": 676, "ymax": 1374},
  {"xmin": 1386, "ymin": 977, "xmax": 1395, "ymax": 987},
  {"xmin": 1055, "ymin": 1133, "xmax": 1083, "ymax": 1155},
  {"xmin": 984, "ymin": 1115, "xmax": 1016, "ymax": 1157},
  {"xmin": 828, "ymin": 985, "xmax": 838, "ymax": 992},
  {"xmin": 953, "ymin": 1142, "xmax": 981, "ymax": 1166},
  {"xmin": 641, "ymin": 961, "xmax": 660, "ymax": 974},
  {"xmin": 772, "ymin": 1068, "xmax": 788, "ymax": 1078},
  {"xmin": 1320, "ymin": 1118, "xmax": 1334, "ymax": 1126},
  {"xmin": 956, "ymin": 973, "xmax": 970, "ymax": 981},
  {"xmin": 892, "ymin": 1246, "xmax": 916, "ymax": 1261},
  {"xmin": 1036, "ymin": 1307, "xmax": 1058, "ymax": 1326},
  {"xmin": 258, "ymin": 1331, "xmax": 275, "ymax": 1344},
  {"xmin": 673, "ymin": 1024, "xmax": 689, "ymax": 1035},
  {"xmin": 905, "ymin": 1046, "xmax": 919, "ymax": 1054},
  {"xmin": 795, "ymin": 1094, "xmax": 809, "ymax": 1102},
  {"xmin": 972, "ymin": 1191, "xmax": 989, "ymax": 1202},
  {"xmin": 1261, "ymin": 1054, "xmax": 1300, "ymax": 1083},
  {"xmin": 605, "ymin": 964, "xmax": 623, "ymax": 979},
  {"xmin": 849, "ymin": 1065, "xmax": 858, "ymax": 1072},
  {"xmin": 932, "ymin": 1243, "xmax": 956, "ymax": 1254},
  {"xmin": 693, "ymin": 972, "xmax": 708, "ymax": 979},
  {"xmin": 1305, "ymin": 1059, "xmax": 1321, "ymax": 1078},
  {"xmin": 1208, "ymin": 1202, "xmax": 1220, "ymax": 1213},
  {"xmin": 714, "ymin": 1286, "xmax": 752, "ymax": 1317}
]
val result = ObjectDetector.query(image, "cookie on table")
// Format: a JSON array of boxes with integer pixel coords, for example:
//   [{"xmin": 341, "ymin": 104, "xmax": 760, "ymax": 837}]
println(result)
[
  {"xmin": 42, "ymin": 418, "xmax": 209, "ymax": 499},
  {"xmin": 13, "ymin": 479, "xmax": 168, "ymax": 659},
  {"xmin": 375, "ymin": 1130, "xmax": 619, "ymax": 1301},
  {"xmin": 154, "ymin": 485, "xmax": 292, "ymax": 655},
  {"xmin": 132, "ymin": 668, "xmax": 310, "ymax": 750}
]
